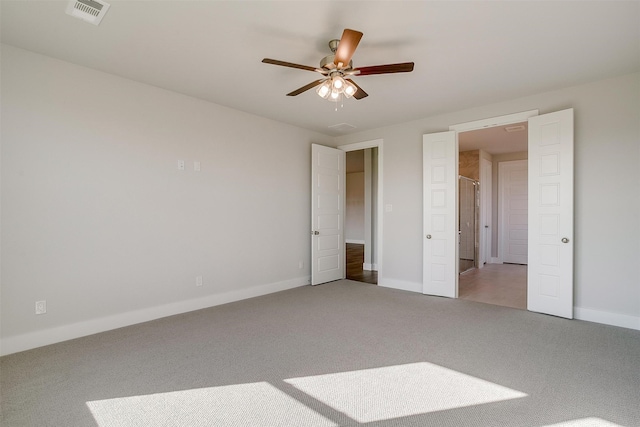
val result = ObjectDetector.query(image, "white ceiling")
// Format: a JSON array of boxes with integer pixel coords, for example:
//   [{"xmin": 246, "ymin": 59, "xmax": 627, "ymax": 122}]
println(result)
[
  {"xmin": 1, "ymin": 1, "xmax": 639, "ymax": 137},
  {"xmin": 459, "ymin": 122, "xmax": 528, "ymax": 155}
]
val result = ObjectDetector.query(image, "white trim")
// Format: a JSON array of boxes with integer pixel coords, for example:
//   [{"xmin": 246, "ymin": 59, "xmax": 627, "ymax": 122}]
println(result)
[
  {"xmin": 363, "ymin": 149, "xmax": 373, "ymax": 271},
  {"xmin": 363, "ymin": 263, "xmax": 378, "ymax": 271},
  {"xmin": 379, "ymin": 278, "xmax": 421, "ymax": 293},
  {"xmin": 449, "ymin": 110, "xmax": 539, "ymax": 133},
  {"xmin": 479, "ymin": 156, "xmax": 492, "ymax": 269},
  {"xmin": 490, "ymin": 257, "xmax": 501, "ymax": 264},
  {"xmin": 338, "ymin": 139, "xmax": 383, "ymax": 152},
  {"xmin": 345, "ymin": 239, "xmax": 365, "ymax": 245},
  {"xmin": 574, "ymin": 307, "xmax": 640, "ymax": 331},
  {"xmin": 338, "ymin": 139, "xmax": 384, "ymax": 283},
  {"xmin": 0, "ymin": 277, "xmax": 309, "ymax": 356}
]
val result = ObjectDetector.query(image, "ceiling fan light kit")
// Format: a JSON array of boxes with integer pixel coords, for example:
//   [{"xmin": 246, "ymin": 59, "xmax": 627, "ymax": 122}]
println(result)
[
  {"xmin": 262, "ymin": 28, "xmax": 414, "ymax": 105},
  {"xmin": 316, "ymin": 76, "xmax": 358, "ymax": 101}
]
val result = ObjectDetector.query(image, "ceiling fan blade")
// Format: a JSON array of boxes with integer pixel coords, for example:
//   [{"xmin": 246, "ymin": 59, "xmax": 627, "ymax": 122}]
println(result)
[
  {"xmin": 334, "ymin": 29, "xmax": 363, "ymax": 67},
  {"xmin": 355, "ymin": 62, "xmax": 415, "ymax": 76},
  {"xmin": 286, "ymin": 79, "xmax": 325, "ymax": 96},
  {"xmin": 346, "ymin": 79, "xmax": 368, "ymax": 100},
  {"xmin": 262, "ymin": 58, "xmax": 319, "ymax": 73}
]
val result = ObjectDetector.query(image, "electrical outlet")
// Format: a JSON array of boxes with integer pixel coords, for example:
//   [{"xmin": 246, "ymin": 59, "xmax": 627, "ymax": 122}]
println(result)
[
  {"xmin": 35, "ymin": 300, "xmax": 46, "ymax": 315},
  {"xmin": 178, "ymin": 160, "xmax": 185, "ymax": 170},
  {"xmin": 298, "ymin": 261, "xmax": 304, "ymax": 269},
  {"xmin": 196, "ymin": 275, "xmax": 203, "ymax": 287}
]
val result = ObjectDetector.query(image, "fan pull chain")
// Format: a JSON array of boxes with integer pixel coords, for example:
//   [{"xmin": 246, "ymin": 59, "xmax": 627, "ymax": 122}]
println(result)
[{"xmin": 334, "ymin": 94, "xmax": 344, "ymax": 112}]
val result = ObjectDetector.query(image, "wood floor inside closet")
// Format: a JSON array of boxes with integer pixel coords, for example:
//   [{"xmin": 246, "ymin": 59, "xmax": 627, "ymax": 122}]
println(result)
[{"xmin": 346, "ymin": 243, "xmax": 377, "ymax": 285}]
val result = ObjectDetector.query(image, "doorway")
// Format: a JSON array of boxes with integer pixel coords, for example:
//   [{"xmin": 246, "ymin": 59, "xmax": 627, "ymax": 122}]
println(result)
[
  {"xmin": 456, "ymin": 121, "xmax": 529, "ymax": 310},
  {"xmin": 423, "ymin": 109, "xmax": 574, "ymax": 318},
  {"xmin": 345, "ymin": 148, "xmax": 378, "ymax": 284}
]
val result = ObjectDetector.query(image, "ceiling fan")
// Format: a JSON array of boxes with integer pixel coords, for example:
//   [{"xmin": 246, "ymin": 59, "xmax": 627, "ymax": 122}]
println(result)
[{"xmin": 262, "ymin": 29, "xmax": 414, "ymax": 102}]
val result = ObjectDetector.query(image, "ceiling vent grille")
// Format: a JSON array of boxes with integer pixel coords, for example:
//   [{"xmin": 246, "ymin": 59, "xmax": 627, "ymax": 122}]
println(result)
[
  {"xmin": 66, "ymin": 0, "xmax": 110, "ymax": 26},
  {"xmin": 328, "ymin": 123, "xmax": 357, "ymax": 132},
  {"xmin": 505, "ymin": 125, "xmax": 526, "ymax": 133}
]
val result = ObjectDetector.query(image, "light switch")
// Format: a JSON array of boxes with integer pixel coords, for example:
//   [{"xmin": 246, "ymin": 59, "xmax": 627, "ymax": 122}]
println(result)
[
  {"xmin": 194, "ymin": 161, "xmax": 201, "ymax": 171},
  {"xmin": 385, "ymin": 204, "xmax": 393, "ymax": 212}
]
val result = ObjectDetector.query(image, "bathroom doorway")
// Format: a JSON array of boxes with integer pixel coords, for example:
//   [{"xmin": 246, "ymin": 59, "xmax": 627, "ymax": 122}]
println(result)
[{"xmin": 457, "ymin": 123, "xmax": 528, "ymax": 310}]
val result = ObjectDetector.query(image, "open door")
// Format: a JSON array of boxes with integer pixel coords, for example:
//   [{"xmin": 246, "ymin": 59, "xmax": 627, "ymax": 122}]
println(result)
[
  {"xmin": 311, "ymin": 144, "xmax": 345, "ymax": 285},
  {"xmin": 423, "ymin": 131, "xmax": 458, "ymax": 297},
  {"xmin": 424, "ymin": 109, "xmax": 573, "ymax": 315},
  {"xmin": 527, "ymin": 109, "xmax": 574, "ymax": 318}
]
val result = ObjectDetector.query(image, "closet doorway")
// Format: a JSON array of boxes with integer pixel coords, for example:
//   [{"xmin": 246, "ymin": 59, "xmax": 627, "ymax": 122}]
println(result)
[
  {"xmin": 345, "ymin": 148, "xmax": 378, "ymax": 285},
  {"xmin": 457, "ymin": 123, "xmax": 528, "ymax": 310}
]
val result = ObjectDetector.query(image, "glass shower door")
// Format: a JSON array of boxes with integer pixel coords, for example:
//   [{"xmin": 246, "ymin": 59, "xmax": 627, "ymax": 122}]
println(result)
[{"xmin": 459, "ymin": 176, "xmax": 478, "ymax": 273}]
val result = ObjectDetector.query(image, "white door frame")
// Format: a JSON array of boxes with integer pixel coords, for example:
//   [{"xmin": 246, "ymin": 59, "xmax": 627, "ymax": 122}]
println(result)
[
  {"xmin": 479, "ymin": 157, "xmax": 492, "ymax": 267},
  {"xmin": 338, "ymin": 139, "xmax": 384, "ymax": 281}
]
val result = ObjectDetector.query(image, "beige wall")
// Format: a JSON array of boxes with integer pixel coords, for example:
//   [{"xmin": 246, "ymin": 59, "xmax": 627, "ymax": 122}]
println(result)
[
  {"xmin": 346, "ymin": 172, "xmax": 365, "ymax": 242},
  {"xmin": 0, "ymin": 45, "xmax": 334, "ymax": 354}
]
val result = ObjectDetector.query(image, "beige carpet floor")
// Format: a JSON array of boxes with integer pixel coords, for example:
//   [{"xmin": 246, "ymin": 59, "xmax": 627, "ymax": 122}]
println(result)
[{"xmin": 2, "ymin": 280, "xmax": 639, "ymax": 426}]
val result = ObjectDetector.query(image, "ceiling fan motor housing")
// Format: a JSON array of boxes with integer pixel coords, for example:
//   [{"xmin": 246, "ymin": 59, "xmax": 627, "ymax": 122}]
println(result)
[
  {"xmin": 328, "ymin": 39, "xmax": 340, "ymax": 53},
  {"xmin": 320, "ymin": 55, "xmax": 353, "ymax": 71}
]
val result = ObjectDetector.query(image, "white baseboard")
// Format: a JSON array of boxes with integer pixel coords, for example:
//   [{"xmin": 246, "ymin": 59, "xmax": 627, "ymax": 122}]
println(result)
[
  {"xmin": 0, "ymin": 276, "xmax": 309, "ymax": 356},
  {"xmin": 345, "ymin": 239, "xmax": 365, "ymax": 244},
  {"xmin": 490, "ymin": 258, "xmax": 501, "ymax": 264},
  {"xmin": 574, "ymin": 306, "xmax": 640, "ymax": 331},
  {"xmin": 378, "ymin": 278, "xmax": 422, "ymax": 293},
  {"xmin": 363, "ymin": 263, "xmax": 378, "ymax": 271}
]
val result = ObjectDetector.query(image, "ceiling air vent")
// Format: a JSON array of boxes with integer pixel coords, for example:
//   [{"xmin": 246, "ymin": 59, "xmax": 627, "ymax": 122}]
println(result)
[
  {"xmin": 66, "ymin": 0, "xmax": 110, "ymax": 26},
  {"xmin": 504, "ymin": 125, "xmax": 526, "ymax": 133},
  {"xmin": 328, "ymin": 123, "xmax": 357, "ymax": 132}
]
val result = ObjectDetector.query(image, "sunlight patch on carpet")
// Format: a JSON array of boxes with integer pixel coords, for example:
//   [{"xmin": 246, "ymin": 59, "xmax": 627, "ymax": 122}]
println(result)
[
  {"xmin": 542, "ymin": 418, "xmax": 623, "ymax": 427},
  {"xmin": 87, "ymin": 381, "xmax": 337, "ymax": 427},
  {"xmin": 285, "ymin": 362, "xmax": 527, "ymax": 423}
]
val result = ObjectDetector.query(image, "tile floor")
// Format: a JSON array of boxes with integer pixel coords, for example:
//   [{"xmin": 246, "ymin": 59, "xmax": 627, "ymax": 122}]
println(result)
[{"xmin": 458, "ymin": 263, "xmax": 527, "ymax": 310}]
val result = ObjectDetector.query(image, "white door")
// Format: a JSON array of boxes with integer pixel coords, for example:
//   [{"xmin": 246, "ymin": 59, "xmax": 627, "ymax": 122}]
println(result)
[
  {"xmin": 499, "ymin": 160, "xmax": 528, "ymax": 264},
  {"xmin": 423, "ymin": 131, "xmax": 458, "ymax": 298},
  {"xmin": 311, "ymin": 144, "xmax": 345, "ymax": 285},
  {"xmin": 527, "ymin": 109, "xmax": 574, "ymax": 318}
]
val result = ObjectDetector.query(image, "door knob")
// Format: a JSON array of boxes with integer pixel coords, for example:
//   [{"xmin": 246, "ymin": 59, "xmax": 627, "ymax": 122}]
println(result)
[
  {"xmin": 312, "ymin": 231, "xmax": 320, "ymax": 235},
  {"xmin": 426, "ymin": 234, "xmax": 432, "ymax": 239},
  {"xmin": 561, "ymin": 237, "xmax": 569, "ymax": 243}
]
